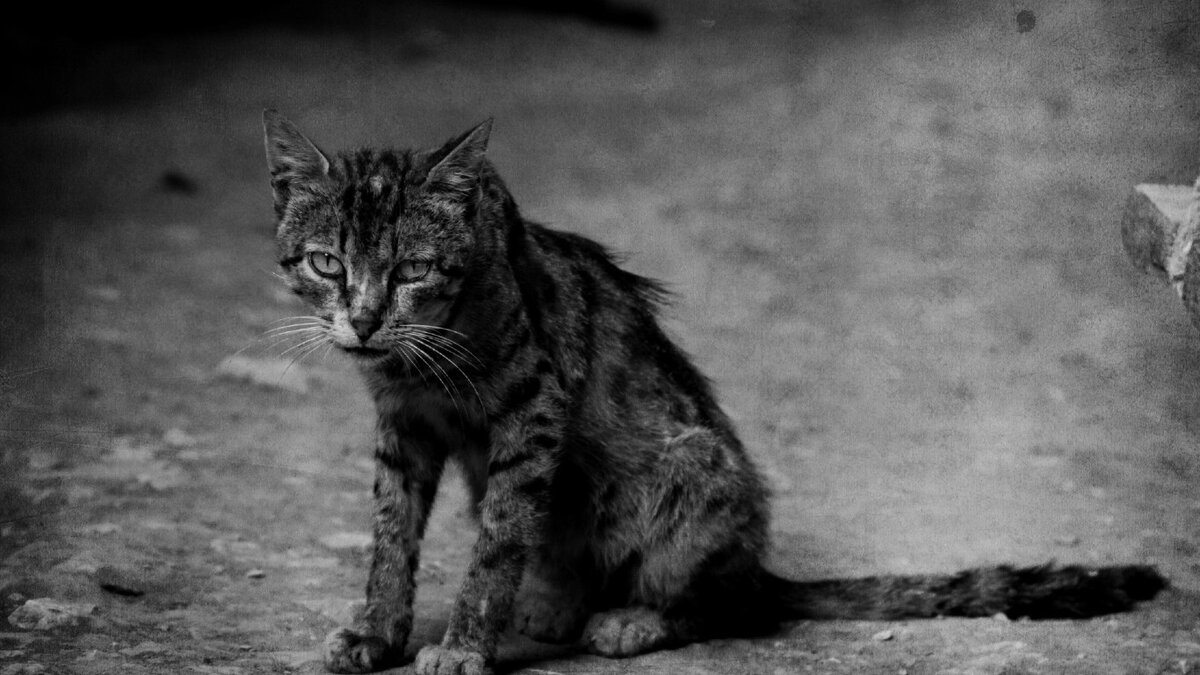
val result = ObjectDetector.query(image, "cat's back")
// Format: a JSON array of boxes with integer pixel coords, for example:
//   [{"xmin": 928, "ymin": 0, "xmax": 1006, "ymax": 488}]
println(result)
[{"xmin": 506, "ymin": 220, "xmax": 730, "ymax": 441}]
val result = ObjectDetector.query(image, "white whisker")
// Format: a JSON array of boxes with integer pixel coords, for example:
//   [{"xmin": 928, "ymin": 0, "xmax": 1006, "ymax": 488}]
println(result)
[
  {"xmin": 406, "ymin": 332, "xmax": 485, "ymax": 413},
  {"xmin": 409, "ymin": 329, "xmax": 484, "ymax": 369},
  {"xmin": 405, "ymin": 340, "xmax": 467, "ymax": 421}
]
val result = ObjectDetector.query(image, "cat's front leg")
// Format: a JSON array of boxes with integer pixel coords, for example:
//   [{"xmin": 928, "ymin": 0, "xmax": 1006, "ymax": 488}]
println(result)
[
  {"xmin": 325, "ymin": 432, "xmax": 445, "ymax": 673},
  {"xmin": 415, "ymin": 401, "xmax": 562, "ymax": 675}
]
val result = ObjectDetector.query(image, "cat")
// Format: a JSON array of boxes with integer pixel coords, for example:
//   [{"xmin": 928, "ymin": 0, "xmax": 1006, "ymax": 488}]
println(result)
[{"xmin": 261, "ymin": 110, "xmax": 1166, "ymax": 675}]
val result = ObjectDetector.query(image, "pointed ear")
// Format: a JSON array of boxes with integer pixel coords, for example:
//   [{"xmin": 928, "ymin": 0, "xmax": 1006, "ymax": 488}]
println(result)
[
  {"xmin": 422, "ymin": 118, "xmax": 493, "ymax": 199},
  {"xmin": 262, "ymin": 109, "xmax": 331, "ymax": 211}
]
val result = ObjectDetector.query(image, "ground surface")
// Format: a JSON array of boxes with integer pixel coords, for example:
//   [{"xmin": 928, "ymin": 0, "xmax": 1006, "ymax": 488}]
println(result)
[{"xmin": 2, "ymin": 1, "xmax": 1200, "ymax": 673}]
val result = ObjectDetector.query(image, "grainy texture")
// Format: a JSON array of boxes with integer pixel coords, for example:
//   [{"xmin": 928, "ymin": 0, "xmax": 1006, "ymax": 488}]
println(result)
[
  {"xmin": 264, "ymin": 113, "xmax": 1164, "ymax": 674},
  {"xmin": 3, "ymin": 2, "xmax": 1200, "ymax": 675}
]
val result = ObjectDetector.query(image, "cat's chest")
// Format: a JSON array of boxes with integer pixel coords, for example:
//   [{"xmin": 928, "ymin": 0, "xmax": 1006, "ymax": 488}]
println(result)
[{"xmin": 375, "ymin": 384, "xmax": 489, "ymax": 456}]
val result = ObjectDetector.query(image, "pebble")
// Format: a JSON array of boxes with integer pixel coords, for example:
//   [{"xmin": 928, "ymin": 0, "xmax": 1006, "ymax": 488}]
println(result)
[
  {"xmin": 78, "ymin": 523, "xmax": 121, "ymax": 536},
  {"xmin": 97, "ymin": 565, "xmax": 146, "ymax": 597},
  {"xmin": 50, "ymin": 552, "xmax": 103, "ymax": 575},
  {"xmin": 871, "ymin": 629, "xmax": 894, "ymax": 641},
  {"xmin": 119, "ymin": 641, "xmax": 166, "ymax": 657},
  {"xmin": 246, "ymin": 569, "xmax": 266, "ymax": 579},
  {"xmin": 7, "ymin": 599, "xmax": 96, "ymax": 630}
]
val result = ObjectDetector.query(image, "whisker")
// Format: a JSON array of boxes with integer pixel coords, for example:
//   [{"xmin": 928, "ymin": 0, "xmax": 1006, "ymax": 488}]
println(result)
[
  {"xmin": 400, "ymin": 324, "xmax": 470, "ymax": 339},
  {"xmin": 407, "ymin": 333, "xmax": 485, "ymax": 413},
  {"xmin": 410, "ymin": 329, "xmax": 484, "ymax": 369},
  {"xmin": 395, "ymin": 343, "xmax": 432, "ymax": 389},
  {"xmin": 261, "ymin": 326, "xmax": 327, "ymax": 339},
  {"xmin": 228, "ymin": 328, "xmax": 322, "ymax": 360},
  {"xmin": 266, "ymin": 315, "xmax": 325, "ymax": 326},
  {"xmin": 280, "ymin": 335, "xmax": 332, "ymax": 380},
  {"xmin": 277, "ymin": 334, "xmax": 329, "ymax": 359},
  {"xmin": 405, "ymin": 341, "xmax": 467, "ymax": 421},
  {"xmin": 263, "ymin": 319, "xmax": 327, "ymax": 330}
]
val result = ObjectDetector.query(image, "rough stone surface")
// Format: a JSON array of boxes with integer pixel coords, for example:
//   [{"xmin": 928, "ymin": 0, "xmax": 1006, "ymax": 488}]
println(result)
[{"xmin": 7, "ymin": 599, "xmax": 96, "ymax": 631}]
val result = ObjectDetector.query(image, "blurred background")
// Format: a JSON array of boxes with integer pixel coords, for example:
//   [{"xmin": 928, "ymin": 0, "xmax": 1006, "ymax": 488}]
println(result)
[{"xmin": 2, "ymin": 1, "xmax": 1199, "ymax": 673}]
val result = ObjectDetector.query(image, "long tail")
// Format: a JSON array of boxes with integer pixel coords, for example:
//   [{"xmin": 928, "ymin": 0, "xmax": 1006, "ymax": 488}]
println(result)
[{"xmin": 763, "ymin": 563, "xmax": 1166, "ymax": 621}]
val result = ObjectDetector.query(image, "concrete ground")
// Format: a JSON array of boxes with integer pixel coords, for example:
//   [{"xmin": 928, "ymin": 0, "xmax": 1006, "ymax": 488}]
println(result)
[{"xmin": 2, "ymin": 1, "xmax": 1200, "ymax": 673}]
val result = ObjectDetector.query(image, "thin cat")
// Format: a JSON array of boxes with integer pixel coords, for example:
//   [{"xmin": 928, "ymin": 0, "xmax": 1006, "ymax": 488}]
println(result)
[{"xmin": 261, "ymin": 110, "xmax": 1166, "ymax": 675}]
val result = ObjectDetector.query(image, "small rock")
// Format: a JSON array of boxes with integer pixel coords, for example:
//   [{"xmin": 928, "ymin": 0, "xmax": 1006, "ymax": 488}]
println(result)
[
  {"xmin": 871, "ymin": 629, "xmax": 895, "ymax": 641},
  {"xmin": 7, "ymin": 598, "xmax": 96, "ymax": 630},
  {"xmin": 972, "ymin": 640, "xmax": 1026, "ymax": 654},
  {"xmin": 119, "ymin": 641, "xmax": 166, "ymax": 657},
  {"xmin": 992, "ymin": 612, "xmax": 1012, "ymax": 623},
  {"xmin": 162, "ymin": 428, "xmax": 197, "ymax": 448},
  {"xmin": 245, "ymin": 569, "xmax": 266, "ymax": 579},
  {"xmin": 96, "ymin": 565, "xmax": 146, "ymax": 597},
  {"xmin": 416, "ymin": 559, "xmax": 447, "ymax": 584},
  {"xmin": 319, "ymin": 532, "xmax": 372, "ymax": 551},
  {"xmin": 52, "ymin": 551, "xmax": 103, "ymax": 575},
  {"xmin": 78, "ymin": 522, "xmax": 121, "ymax": 536},
  {"xmin": 7, "ymin": 593, "xmax": 25, "ymax": 603}
]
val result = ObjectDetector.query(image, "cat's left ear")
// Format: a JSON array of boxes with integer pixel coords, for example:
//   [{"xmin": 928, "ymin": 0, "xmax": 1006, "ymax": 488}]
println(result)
[
  {"xmin": 263, "ymin": 109, "xmax": 331, "ymax": 211},
  {"xmin": 423, "ymin": 118, "xmax": 493, "ymax": 200}
]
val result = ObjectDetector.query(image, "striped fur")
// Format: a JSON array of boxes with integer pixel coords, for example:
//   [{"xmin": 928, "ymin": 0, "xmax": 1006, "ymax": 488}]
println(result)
[{"xmin": 262, "ymin": 111, "xmax": 1165, "ymax": 675}]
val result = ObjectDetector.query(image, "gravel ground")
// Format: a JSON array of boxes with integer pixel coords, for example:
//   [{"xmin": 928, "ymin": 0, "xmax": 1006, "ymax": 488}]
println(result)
[{"xmin": 2, "ymin": 1, "xmax": 1200, "ymax": 673}]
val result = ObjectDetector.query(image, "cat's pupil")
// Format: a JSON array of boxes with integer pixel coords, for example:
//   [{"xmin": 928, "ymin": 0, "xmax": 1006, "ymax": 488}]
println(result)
[
  {"xmin": 308, "ymin": 251, "xmax": 344, "ymax": 278},
  {"xmin": 396, "ymin": 260, "xmax": 431, "ymax": 281}
]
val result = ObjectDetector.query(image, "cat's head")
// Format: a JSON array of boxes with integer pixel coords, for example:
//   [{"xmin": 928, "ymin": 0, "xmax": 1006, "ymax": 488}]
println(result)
[{"xmin": 262, "ymin": 110, "xmax": 491, "ymax": 362}]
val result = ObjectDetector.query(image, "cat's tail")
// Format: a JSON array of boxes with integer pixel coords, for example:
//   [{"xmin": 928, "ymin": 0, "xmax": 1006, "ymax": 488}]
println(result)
[{"xmin": 760, "ymin": 563, "xmax": 1166, "ymax": 621}]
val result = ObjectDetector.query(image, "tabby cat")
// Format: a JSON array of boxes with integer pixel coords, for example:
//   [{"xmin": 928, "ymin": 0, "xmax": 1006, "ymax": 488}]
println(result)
[{"xmin": 261, "ymin": 110, "xmax": 1165, "ymax": 675}]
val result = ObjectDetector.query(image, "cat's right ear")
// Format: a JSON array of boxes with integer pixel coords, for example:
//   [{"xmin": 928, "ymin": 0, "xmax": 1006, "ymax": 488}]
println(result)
[{"xmin": 263, "ymin": 109, "xmax": 331, "ymax": 211}]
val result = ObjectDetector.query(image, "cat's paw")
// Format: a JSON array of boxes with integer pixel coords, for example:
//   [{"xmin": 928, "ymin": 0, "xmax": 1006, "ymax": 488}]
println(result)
[
  {"xmin": 582, "ymin": 607, "xmax": 672, "ymax": 658},
  {"xmin": 323, "ymin": 627, "xmax": 395, "ymax": 673},
  {"xmin": 514, "ymin": 589, "xmax": 587, "ymax": 643},
  {"xmin": 414, "ymin": 645, "xmax": 491, "ymax": 675}
]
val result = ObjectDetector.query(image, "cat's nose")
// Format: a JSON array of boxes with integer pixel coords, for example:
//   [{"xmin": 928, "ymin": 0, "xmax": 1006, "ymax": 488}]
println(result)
[{"xmin": 350, "ymin": 315, "xmax": 382, "ymax": 342}]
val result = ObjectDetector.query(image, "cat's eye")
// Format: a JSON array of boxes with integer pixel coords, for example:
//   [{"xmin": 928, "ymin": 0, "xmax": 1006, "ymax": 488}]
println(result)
[
  {"xmin": 308, "ymin": 251, "xmax": 345, "ymax": 278},
  {"xmin": 395, "ymin": 260, "xmax": 432, "ymax": 282}
]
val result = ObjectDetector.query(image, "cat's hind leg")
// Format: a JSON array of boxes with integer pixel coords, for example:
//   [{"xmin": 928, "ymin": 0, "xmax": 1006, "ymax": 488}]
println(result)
[
  {"xmin": 582, "ymin": 427, "xmax": 772, "ymax": 658},
  {"xmin": 513, "ymin": 555, "xmax": 592, "ymax": 643}
]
